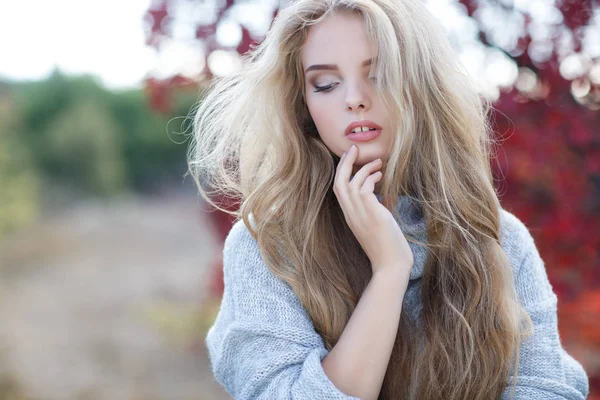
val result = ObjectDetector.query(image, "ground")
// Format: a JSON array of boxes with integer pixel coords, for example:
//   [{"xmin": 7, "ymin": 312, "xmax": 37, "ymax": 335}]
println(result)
[{"xmin": 0, "ymin": 192, "xmax": 231, "ymax": 400}]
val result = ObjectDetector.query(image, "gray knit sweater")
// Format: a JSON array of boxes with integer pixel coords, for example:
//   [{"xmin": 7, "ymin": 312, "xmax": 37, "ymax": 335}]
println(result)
[{"xmin": 205, "ymin": 195, "xmax": 589, "ymax": 399}]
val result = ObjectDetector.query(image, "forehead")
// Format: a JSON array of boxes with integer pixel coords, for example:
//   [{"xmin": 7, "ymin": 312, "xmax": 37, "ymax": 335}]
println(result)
[{"xmin": 301, "ymin": 13, "xmax": 373, "ymax": 66}]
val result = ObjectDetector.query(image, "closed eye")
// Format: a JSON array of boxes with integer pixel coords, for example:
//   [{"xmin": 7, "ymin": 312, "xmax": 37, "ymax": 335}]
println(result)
[
  {"xmin": 313, "ymin": 76, "xmax": 377, "ymax": 93},
  {"xmin": 313, "ymin": 82, "xmax": 339, "ymax": 93}
]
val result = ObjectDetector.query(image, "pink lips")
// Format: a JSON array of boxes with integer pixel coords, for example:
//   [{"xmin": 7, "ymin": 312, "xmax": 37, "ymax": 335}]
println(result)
[
  {"xmin": 346, "ymin": 129, "xmax": 382, "ymax": 142},
  {"xmin": 345, "ymin": 120, "xmax": 383, "ymax": 142}
]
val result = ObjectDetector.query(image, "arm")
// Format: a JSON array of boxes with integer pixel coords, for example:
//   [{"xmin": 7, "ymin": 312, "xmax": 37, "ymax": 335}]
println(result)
[
  {"xmin": 501, "ymin": 246, "xmax": 590, "ymax": 400},
  {"xmin": 205, "ymin": 221, "xmax": 361, "ymax": 400},
  {"xmin": 322, "ymin": 268, "xmax": 407, "ymax": 400}
]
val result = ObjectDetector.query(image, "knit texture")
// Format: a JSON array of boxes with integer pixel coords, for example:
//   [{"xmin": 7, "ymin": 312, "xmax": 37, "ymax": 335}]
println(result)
[{"xmin": 205, "ymin": 195, "xmax": 589, "ymax": 399}]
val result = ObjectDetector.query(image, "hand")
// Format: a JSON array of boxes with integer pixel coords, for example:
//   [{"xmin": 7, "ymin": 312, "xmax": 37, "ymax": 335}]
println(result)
[{"xmin": 333, "ymin": 145, "xmax": 414, "ymax": 278}]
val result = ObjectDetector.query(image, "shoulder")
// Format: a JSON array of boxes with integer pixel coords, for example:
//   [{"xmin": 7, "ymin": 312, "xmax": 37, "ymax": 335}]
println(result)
[
  {"xmin": 222, "ymin": 218, "xmax": 299, "ymax": 300},
  {"xmin": 222, "ymin": 218, "xmax": 267, "ymax": 281},
  {"xmin": 499, "ymin": 208, "xmax": 557, "ymax": 306},
  {"xmin": 498, "ymin": 208, "xmax": 539, "ymax": 275},
  {"xmin": 224, "ymin": 218, "xmax": 255, "ymax": 248},
  {"xmin": 223, "ymin": 216, "xmax": 269, "ymax": 267},
  {"xmin": 221, "ymin": 219, "xmax": 315, "ymax": 328}
]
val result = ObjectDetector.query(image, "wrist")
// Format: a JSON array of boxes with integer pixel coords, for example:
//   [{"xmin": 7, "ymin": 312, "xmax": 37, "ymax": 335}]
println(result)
[{"xmin": 372, "ymin": 263, "xmax": 410, "ymax": 283}]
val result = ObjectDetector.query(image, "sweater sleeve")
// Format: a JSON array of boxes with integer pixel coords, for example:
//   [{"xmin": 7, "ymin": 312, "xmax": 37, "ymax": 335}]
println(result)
[
  {"xmin": 501, "ymin": 233, "xmax": 590, "ymax": 399},
  {"xmin": 205, "ymin": 220, "xmax": 360, "ymax": 400}
]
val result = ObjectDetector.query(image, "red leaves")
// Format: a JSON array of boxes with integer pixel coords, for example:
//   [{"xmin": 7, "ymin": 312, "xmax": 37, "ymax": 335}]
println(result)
[
  {"xmin": 146, "ymin": 4, "xmax": 168, "ymax": 35},
  {"xmin": 143, "ymin": 1, "xmax": 168, "ymax": 49},
  {"xmin": 588, "ymin": 149, "xmax": 600, "ymax": 174},
  {"xmin": 144, "ymin": 77, "xmax": 170, "ymax": 114},
  {"xmin": 493, "ymin": 89, "xmax": 600, "ymax": 360},
  {"xmin": 196, "ymin": 23, "xmax": 217, "ymax": 40},
  {"xmin": 236, "ymin": 27, "xmax": 257, "ymax": 55},
  {"xmin": 144, "ymin": 75, "xmax": 198, "ymax": 115},
  {"xmin": 557, "ymin": 0, "xmax": 595, "ymax": 30},
  {"xmin": 559, "ymin": 289, "xmax": 600, "ymax": 345},
  {"xmin": 458, "ymin": 0, "xmax": 478, "ymax": 17}
]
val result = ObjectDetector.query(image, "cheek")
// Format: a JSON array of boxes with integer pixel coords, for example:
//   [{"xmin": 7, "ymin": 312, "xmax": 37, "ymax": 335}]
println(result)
[
  {"xmin": 307, "ymin": 98, "xmax": 336, "ymax": 137},
  {"xmin": 305, "ymin": 95, "xmax": 345, "ymax": 157},
  {"xmin": 308, "ymin": 106, "xmax": 326, "ymax": 131}
]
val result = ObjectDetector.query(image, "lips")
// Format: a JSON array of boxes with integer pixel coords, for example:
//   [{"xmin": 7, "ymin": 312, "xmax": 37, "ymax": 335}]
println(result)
[{"xmin": 345, "ymin": 120, "xmax": 383, "ymax": 136}]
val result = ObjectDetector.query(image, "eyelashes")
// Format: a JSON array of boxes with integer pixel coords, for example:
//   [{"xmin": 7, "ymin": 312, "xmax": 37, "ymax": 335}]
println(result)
[
  {"xmin": 312, "ymin": 77, "xmax": 378, "ymax": 94},
  {"xmin": 313, "ymin": 83, "xmax": 339, "ymax": 93}
]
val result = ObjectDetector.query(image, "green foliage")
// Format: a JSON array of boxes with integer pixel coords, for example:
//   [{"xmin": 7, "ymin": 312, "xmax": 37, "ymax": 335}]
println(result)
[
  {"xmin": 6, "ymin": 70, "xmax": 197, "ymax": 197},
  {"xmin": 105, "ymin": 87, "xmax": 196, "ymax": 192},
  {"xmin": 0, "ymin": 70, "xmax": 199, "ymax": 235},
  {"xmin": 0, "ymin": 99, "xmax": 40, "ymax": 240},
  {"xmin": 45, "ymin": 100, "xmax": 127, "ymax": 195}
]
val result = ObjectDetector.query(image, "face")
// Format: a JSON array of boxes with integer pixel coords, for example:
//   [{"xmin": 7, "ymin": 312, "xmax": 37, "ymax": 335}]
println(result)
[{"xmin": 301, "ymin": 13, "xmax": 393, "ymax": 169}]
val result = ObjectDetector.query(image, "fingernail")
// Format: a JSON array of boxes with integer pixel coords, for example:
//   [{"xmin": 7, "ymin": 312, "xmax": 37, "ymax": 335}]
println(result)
[{"xmin": 351, "ymin": 144, "xmax": 356, "ymax": 150}]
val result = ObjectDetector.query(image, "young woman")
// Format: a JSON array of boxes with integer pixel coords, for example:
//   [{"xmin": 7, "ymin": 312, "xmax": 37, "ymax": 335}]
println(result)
[{"xmin": 188, "ymin": 0, "xmax": 590, "ymax": 399}]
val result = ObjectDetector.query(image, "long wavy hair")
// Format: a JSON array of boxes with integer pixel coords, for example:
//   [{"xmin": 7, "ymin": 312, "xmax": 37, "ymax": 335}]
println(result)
[{"xmin": 188, "ymin": 0, "xmax": 534, "ymax": 398}]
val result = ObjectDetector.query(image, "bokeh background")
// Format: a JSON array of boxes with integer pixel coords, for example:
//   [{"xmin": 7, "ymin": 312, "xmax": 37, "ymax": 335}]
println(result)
[{"xmin": 0, "ymin": 0, "xmax": 598, "ymax": 399}]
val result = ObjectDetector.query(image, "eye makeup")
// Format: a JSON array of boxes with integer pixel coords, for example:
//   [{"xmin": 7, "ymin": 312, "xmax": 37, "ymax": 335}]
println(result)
[
  {"xmin": 311, "ymin": 74, "xmax": 378, "ymax": 93},
  {"xmin": 313, "ymin": 82, "xmax": 339, "ymax": 93}
]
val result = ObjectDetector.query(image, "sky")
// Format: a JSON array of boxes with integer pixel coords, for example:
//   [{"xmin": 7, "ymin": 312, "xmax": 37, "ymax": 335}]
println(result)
[
  {"xmin": 0, "ymin": 0, "xmax": 274, "ymax": 90},
  {"xmin": 0, "ymin": 0, "xmax": 155, "ymax": 90},
  {"xmin": 1, "ymin": 0, "xmax": 598, "ymax": 95},
  {"xmin": 0, "ymin": 0, "xmax": 476, "ymax": 91}
]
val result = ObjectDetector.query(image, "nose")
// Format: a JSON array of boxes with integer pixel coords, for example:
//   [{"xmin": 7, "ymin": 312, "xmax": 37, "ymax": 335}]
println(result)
[{"xmin": 345, "ymin": 82, "xmax": 372, "ymax": 112}]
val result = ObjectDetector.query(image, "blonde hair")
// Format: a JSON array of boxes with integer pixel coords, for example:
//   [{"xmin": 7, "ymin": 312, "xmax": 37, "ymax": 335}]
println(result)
[{"xmin": 188, "ymin": 0, "xmax": 533, "ymax": 398}]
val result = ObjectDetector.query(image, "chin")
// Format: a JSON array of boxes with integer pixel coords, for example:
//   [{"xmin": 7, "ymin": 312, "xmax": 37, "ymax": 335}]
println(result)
[{"xmin": 352, "ymin": 144, "xmax": 387, "ymax": 166}]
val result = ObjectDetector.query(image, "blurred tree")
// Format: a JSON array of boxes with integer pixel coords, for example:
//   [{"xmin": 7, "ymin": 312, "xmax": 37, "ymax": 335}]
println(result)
[
  {"xmin": 45, "ymin": 100, "xmax": 127, "ymax": 196},
  {"xmin": 14, "ymin": 71, "xmax": 112, "ymax": 169},
  {"xmin": 142, "ymin": 0, "xmax": 278, "ymax": 114},
  {"xmin": 105, "ymin": 83, "xmax": 198, "ymax": 193},
  {"xmin": 0, "ymin": 87, "xmax": 40, "ymax": 242},
  {"xmin": 10, "ymin": 71, "xmax": 197, "ymax": 198}
]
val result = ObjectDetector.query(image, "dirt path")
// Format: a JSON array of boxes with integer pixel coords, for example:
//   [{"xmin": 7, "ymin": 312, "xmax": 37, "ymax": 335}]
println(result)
[{"xmin": 0, "ymin": 192, "xmax": 231, "ymax": 400}]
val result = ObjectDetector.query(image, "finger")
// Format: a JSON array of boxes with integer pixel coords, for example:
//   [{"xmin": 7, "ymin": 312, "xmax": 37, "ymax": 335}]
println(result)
[
  {"xmin": 334, "ymin": 146, "xmax": 357, "ymax": 205},
  {"xmin": 337, "ymin": 145, "xmax": 357, "ymax": 185},
  {"xmin": 349, "ymin": 158, "xmax": 382, "ymax": 192},
  {"xmin": 361, "ymin": 172, "xmax": 384, "ymax": 209},
  {"xmin": 334, "ymin": 152, "xmax": 346, "ymax": 189},
  {"xmin": 334, "ymin": 150, "xmax": 353, "ymax": 216},
  {"xmin": 334, "ymin": 151, "xmax": 347, "ymax": 182},
  {"xmin": 347, "ymin": 159, "xmax": 382, "ymax": 221},
  {"xmin": 360, "ymin": 171, "xmax": 383, "ymax": 196}
]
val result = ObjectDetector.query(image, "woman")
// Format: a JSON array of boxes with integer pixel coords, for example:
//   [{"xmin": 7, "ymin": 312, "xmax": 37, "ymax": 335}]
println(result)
[{"xmin": 188, "ymin": 0, "xmax": 590, "ymax": 399}]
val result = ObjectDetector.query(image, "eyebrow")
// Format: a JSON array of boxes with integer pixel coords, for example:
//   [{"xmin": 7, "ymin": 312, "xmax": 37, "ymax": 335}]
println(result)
[{"xmin": 304, "ymin": 58, "xmax": 375, "ymax": 74}]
